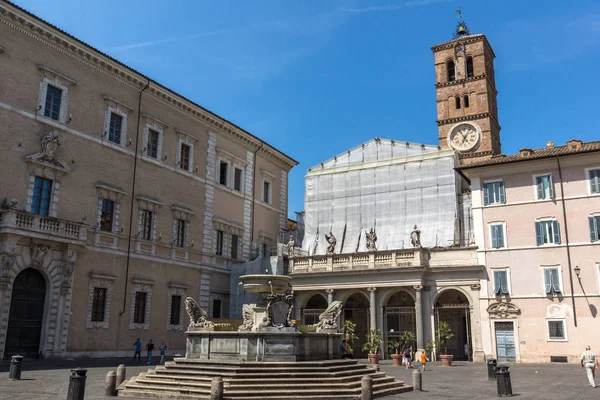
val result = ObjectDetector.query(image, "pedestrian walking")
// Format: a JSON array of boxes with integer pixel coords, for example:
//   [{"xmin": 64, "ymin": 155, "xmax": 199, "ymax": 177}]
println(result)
[
  {"xmin": 420, "ymin": 351, "xmax": 427, "ymax": 371},
  {"xmin": 159, "ymin": 341, "xmax": 168, "ymax": 364},
  {"xmin": 404, "ymin": 346, "xmax": 413, "ymax": 369},
  {"xmin": 146, "ymin": 339, "xmax": 154, "ymax": 365},
  {"xmin": 133, "ymin": 338, "xmax": 142, "ymax": 363},
  {"xmin": 581, "ymin": 345, "xmax": 599, "ymax": 387}
]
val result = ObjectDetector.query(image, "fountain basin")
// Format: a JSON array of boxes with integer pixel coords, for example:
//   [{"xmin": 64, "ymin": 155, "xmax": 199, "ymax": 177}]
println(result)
[{"xmin": 239, "ymin": 274, "xmax": 291, "ymax": 294}]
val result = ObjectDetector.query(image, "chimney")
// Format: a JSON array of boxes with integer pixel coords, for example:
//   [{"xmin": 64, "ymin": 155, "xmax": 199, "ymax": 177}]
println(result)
[
  {"xmin": 566, "ymin": 139, "xmax": 582, "ymax": 151},
  {"xmin": 546, "ymin": 141, "xmax": 554, "ymax": 148},
  {"xmin": 519, "ymin": 148, "xmax": 533, "ymax": 157}
]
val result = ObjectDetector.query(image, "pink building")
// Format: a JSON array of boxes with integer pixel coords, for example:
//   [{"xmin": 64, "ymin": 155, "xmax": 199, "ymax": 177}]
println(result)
[{"xmin": 460, "ymin": 139, "xmax": 600, "ymax": 363}]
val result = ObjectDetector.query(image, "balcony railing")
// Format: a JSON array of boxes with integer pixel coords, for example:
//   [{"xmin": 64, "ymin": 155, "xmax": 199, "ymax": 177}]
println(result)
[
  {"xmin": 289, "ymin": 248, "xmax": 426, "ymax": 274},
  {"xmin": 0, "ymin": 209, "xmax": 87, "ymax": 243}
]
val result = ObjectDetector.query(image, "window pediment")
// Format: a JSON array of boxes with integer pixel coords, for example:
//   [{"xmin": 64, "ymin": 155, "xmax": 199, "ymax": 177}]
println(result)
[
  {"xmin": 486, "ymin": 302, "xmax": 520, "ymax": 319},
  {"xmin": 213, "ymin": 217, "xmax": 244, "ymax": 235}
]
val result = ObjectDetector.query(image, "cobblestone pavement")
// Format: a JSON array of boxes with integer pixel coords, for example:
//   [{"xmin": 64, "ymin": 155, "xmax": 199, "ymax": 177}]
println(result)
[{"xmin": 0, "ymin": 358, "xmax": 597, "ymax": 399}]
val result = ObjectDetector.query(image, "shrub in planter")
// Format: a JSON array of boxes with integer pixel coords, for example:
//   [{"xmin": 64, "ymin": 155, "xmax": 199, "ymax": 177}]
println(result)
[
  {"xmin": 436, "ymin": 321, "xmax": 455, "ymax": 366},
  {"xmin": 388, "ymin": 338, "xmax": 403, "ymax": 366},
  {"xmin": 362, "ymin": 329, "xmax": 383, "ymax": 365}
]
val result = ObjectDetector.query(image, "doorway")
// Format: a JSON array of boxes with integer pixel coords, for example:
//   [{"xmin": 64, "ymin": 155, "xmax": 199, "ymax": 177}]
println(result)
[
  {"xmin": 495, "ymin": 321, "xmax": 516, "ymax": 361},
  {"xmin": 343, "ymin": 293, "xmax": 369, "ymax": 358},
  {"xmin": 434, "ymin": 289, "xmax": 471, "ymax": 360},
  {"xmin": 5, "ymin": 268, "xmax": 46, "ymax": 358}
]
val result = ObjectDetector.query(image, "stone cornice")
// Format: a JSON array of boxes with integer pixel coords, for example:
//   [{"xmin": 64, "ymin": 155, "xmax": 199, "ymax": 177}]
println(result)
[
  {"xmin": 431, "ymin": 34, "xmax": 496, "ymax": 59},
  {"xmin": 38, "ymin": 64, "xmax": 77, "ymax": 85},
  {"xmin": 435, "ymin": 74, "xmax": 486, "ymax": 89},
  {"xmin": 437, "ymin": 112, "xmax": 492, "ymax": 127},
  {"xmin": 0, "ymin": 2, "xmax": 298, "ymax": 171},
  {"xmin": 459, "ymin": 150, "xmax": 494, "ymax": 160}
]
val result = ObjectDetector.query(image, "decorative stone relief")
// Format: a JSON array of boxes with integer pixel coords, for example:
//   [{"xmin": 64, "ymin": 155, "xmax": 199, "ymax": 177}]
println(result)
[
  {"xmin": 30, "ymin": 244, "xmax": 50, "ymax": 268},
  {"xmin": 0, "ymin": 253, "xmax": 16, "ymax": 288},
  {"xmin": 546, "ymin": 303, "xmax": 572, "ymax": 319},
  {"xmin": 60, "ymin": 261, "xmax": 76, "ymax": 295},
  {"xmin": 238, "ymin": 303, "xmax": 257, "ymax": 331},
  {"xmin": 259, "ymin": 293, "xmax": 294, "ymax": 329},
  {"xmin": 487, "ymin": 302, "xmax": 521, "ymax": 319},
  {"xmin": 470, "ymin": 283, "xmax": 481, "ymax": 291},
  {"xmin": 313, "ymin": 301, "xmax": 343, "ymax": 332},
  {"xmin": 185, "ymin": 297, "xmax": 214, "ymax": 329}
]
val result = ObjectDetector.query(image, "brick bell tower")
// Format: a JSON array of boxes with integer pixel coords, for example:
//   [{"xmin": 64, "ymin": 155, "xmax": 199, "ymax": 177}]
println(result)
[{"xmin": 431, "ymin": 14, "xmax": 501, "ymax": 163}]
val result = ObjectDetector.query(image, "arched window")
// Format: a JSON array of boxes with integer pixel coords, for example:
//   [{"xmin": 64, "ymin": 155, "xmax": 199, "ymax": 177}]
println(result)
[
  {"xmin": 466, "ymin": 57, "xmax": 474, "ymax": 77},
  {"xmin": 447, "ymin": 60, "xmax": 455, "ymax": 81},
  {"xmin": 464, "ymin": 95, "xmax": 470, "ymax": 108},
  {"xmin": 455, "ymin": 96, "xmax": 461, "ymax": 109}
]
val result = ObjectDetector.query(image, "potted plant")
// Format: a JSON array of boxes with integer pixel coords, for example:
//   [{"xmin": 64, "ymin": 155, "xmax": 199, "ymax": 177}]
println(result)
[
  {"xmin": 425, "ymin": 340, "xmax": 438, "ymax": 362},
  {"xmin": 436, "ymin": 321, "xmax": 455, "ymax": 366},
  {"xmin": 362, "ymin": 329, "xmax": 383, "ymax": 365},
  {"xmin": 343, "ymin": 320, "xmax": 359, "ymax": 357},
  {"xmin": 388, "ymin": 338, "xmax": 403, "ymax": 366}
]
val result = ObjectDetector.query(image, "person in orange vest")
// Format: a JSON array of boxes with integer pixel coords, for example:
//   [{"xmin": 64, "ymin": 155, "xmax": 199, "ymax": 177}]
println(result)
[{"xmin": 420, "ymin": 351, "xmax": 427, "ymax": 372}]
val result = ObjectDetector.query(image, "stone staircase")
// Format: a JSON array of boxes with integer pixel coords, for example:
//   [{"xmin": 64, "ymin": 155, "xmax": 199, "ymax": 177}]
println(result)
[{"xmin": 118, "ymin": 359, "xmax": 412, "ymax": 399}]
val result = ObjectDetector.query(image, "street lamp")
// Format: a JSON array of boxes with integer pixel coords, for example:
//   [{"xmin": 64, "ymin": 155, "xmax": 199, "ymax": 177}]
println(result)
[{"xmin": 574, "ymin": 265, "xmax": 581, "ymax": 278}]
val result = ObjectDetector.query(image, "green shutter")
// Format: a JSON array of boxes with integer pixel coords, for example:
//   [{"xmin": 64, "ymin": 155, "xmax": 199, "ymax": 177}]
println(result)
[
  {"xmin": 552, "ymin": 220, "xmax": 560, "ymax": 244},
  {"xmin": 544, "ymin": 269, "xmax": 552, "ymax": 294},
  {"xmin": 483, "ymin": 183, "xmax": 490, "ymax": 206},
  {"xmin": 494, "ymin": 270, "xmax": 502, "ymax": 295},
  {"xmin": 590, "ymin": 216, "xmax": 598, "ymax": 242},
  {"xmin": 498, "ymin": 181, "xmax": 506, "ymax": 203},
  {"xmin": 535, "ymin": 222, "xmax": 543, "ymax": 246}
]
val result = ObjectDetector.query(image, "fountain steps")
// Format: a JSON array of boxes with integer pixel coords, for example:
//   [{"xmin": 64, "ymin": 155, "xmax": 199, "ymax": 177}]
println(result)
[{"xmin": 118, "ymin": 360, "xmax": 411, "ymax": 399}]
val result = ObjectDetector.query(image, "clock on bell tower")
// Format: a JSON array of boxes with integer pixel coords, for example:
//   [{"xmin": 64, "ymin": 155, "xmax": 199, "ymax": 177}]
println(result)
[{"xmin": 431, "ymin": 17, "xmax": 501, "ymax": 162}]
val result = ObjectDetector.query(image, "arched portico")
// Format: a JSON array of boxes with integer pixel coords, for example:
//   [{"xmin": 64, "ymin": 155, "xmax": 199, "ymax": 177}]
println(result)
[
  {"xmin": 301, "ymin": 293, "xmax": 328, "ymax": 325},
  {"xmin": 433, "ymin": 288, "xmax": 472, "ymax": 360},
  {"xmin": 382, "ymin": 289, "xmax": 416, "ymax": 357},
  {"xmin": 342, "ymin": 291, "xmax": 370, "ymax": 358}
]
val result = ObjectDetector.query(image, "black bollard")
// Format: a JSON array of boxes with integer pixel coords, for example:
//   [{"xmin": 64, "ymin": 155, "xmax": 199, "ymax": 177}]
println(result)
[
  {"xmin": 495, "ymin": 365, "xmax": 513, "ymax": 397},
  {"xmin": 487, "ymin": 358, "xmax": 497, "ymax": 380},
  {"xmin": 9, "ymin": 355, "xmax": 24, "ymax": 380},
  {"xmin": 67, "ymin": 368, "xmax": 88, "ymax": 400}
]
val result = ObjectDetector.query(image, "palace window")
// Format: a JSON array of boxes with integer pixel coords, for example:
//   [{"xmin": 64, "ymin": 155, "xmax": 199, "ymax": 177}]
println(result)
[
  {"xmin": 535, "ymin": 174, "xmax": 554, "ymax": 200},
  {"xmin": 141, "ymin": 210, "xmax": 153, "ymax": 241},
  {"xmin": 170, "ymin": 295, "xmax": 182, "ymax": 325},
  {"xmin": 535, "ymin": 220, "xmax": 560, "ymax": 245},
  {"xmin": 31, "ymin": 177, "xmax": 53, "ymax": 216},
  {"xmin": 212, "ymin": 299, "xmax": 222, "ymax": 318},
  {"xmin": 231, "ymin": 234, "xmax": 239, "ymax": 260},
  {"xmin": 490, "ymin": 222, "xmax": 505, "ymax": 249},
  {"xmin": 543, "ymin": 267, "xmax": 562, "ymax": 295},
  {"xmin": 493, "ymin": 270, "xmax": 509, "ymax": 295},
  {"xmin": 588, "ymin": 168, "xmax": 600, "ymax": 194},
  {"xmin": 91, "ymin": 287, "xmax": 107, "ymax": 322},
  {"xmin": 466, "ymin": 56, "xmax": 474, "ymax": 77},
  {"xmin": 234, "ymin": 168, "xmax": 243, "ymax": 192},
  {"xmin": 174, "ymin": 218, "xmax": 186, "ymax": 248},
  {"xmin": 133, "ymin": 291, "xmax": 147, "ymax": 323},
  {"xmin": 263, "ymin": 181, "xmax": 271, "ymax": 203},
  {"xmin": 589, "ymin": 215, "xmax": 600, "ymax": 242},
  {"xmin": 463, "ymin": 95, "xmax": 469, "ymax": 108},
  {"xmin": 44, "ymin": 85, "xmax": 63, "ymax": 120},
  {"xmin": 147, "ymin": 129, "xmax": 159, "ymax": 159},
  {"xmin": 176, "ymin": 130, "xmax": 195, "ymax": 173},
  {"xmin": 447, "ymin": 60, "xmax": 455, "ymax": 81},
  {"xmin": 216, "ymin": 230, "xmax": 224, "ymax": 256},
  {"xmin": 219, "ymin": 161, "xmax": 229, "ymax": 186},
  {"xmin": 100, "ymin": 199, "xmax": 115, "ymax": 232},
  {"xmin": 483, "ymin": 181, "xmax": 506, "ymax": 205},
  {"xmin": 547, "ymin": 319, "xmax": 567, "ymax": 341},
  {"xmin": 108, "ymin": 113, "xmax": 123, "ymax": 144},
  {"xmin": 179, "ymin": 143, "xmax": 191, "ymax": 171}
]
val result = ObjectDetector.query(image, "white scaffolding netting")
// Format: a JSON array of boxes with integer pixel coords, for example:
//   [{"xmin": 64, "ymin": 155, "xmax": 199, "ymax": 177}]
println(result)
[{"xmin": 303, "ymin": 139, "xmax": 459, "ymax": 255}]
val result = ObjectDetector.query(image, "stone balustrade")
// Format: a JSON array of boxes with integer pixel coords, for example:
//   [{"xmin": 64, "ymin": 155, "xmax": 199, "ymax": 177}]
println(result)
[
  {"xmin": 289, "ymin": 248, "xmax": 426, "ymax": 273},
  {"xmin": 0, "ymin": 209, "xmax": 87, "ymax": 243}
]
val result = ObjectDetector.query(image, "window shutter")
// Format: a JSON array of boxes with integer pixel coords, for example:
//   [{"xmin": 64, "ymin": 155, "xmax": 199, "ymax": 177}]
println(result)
[
  {"xmin": 483, "ymin": 184, "xmax": 490, "ymax": 206},
  {"xmin": 544, "ymin": 269, "xmax": 552, "ymax": 294},
  {"xmin": 590, "ymin": 217, "xmax": 598, "ymax": 242},
  {"xmin": 494, "ymin": 270, "xmax": 501, "ymax": 295},
  {"xmin": 501, "ymin": 271, "xmax": 509, "ymax": 295},
  {"xmin": 497, "ymin": 224, "xmax": 505, "ymax": 248},
  {"xmin": 491, "ymin": 225, "xmax": 498, "ymax": 248},
  {"xmin": 536, "ymin": 177, "xmax": 543, "ymax": 199},
  {"xmin": 551, "ymin": 269, "xmax": 561, "ymax": 293},
  {"xmin": 548, "ymin": 176, "xmax": 554, "ymax": 198},
  {"xmin": 552, "ymin": 220, "xmax": 560, "ymax": 244},
  {"xmin": 591, "ymin": 170, "xmax": 600, "ymax": 193},
  {"xmin": 535, "ymin": 222, "xmax": 543, "ymax": 246},
  {"xmin": 498, "ymin": 181, "xmax": 506, "ymax": 203}
]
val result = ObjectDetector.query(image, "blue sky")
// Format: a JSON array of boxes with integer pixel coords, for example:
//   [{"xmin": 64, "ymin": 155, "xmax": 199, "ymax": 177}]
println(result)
[{"xmin": 14, "ymin": 0, "xmax": 600, "ymax": 217}]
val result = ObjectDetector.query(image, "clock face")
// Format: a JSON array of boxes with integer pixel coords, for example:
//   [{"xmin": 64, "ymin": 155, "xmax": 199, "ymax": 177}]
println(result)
[{"xmin": 448, "ymin": 123, "xmax": 480, "ymax": 152}]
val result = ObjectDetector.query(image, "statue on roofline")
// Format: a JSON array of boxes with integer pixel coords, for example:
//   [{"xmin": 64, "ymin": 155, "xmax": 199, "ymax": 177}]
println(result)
[
  {"xmin": 410, "ymin": 224, "xmax": 422, "ymax": 248},
  {"xmin": 325, "ymin": 231, "xmax": 336, "ymax": 255},
  {"xmin": 366, "ymin": 228, "xmax": 377, "ymax": 251}
]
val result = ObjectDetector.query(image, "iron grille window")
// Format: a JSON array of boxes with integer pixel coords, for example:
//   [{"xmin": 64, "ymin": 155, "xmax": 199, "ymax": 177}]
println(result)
[
  {"xmin": 100, "ymin": 199, "xmax": 115, "ymax": 232},
  {"xmin": 180, "ymin": 143, "xmax": 190, "ymax": 171},
  {"xmin": 263, "ymin": 181, "xmax": 271, "ymax": 203},
  {"xmin": 170, "ymin": 295, "xmax": 181, "ymax": 325},
  {"xmin": 215, "ymin": 230, "xmax": 224, "ymax": 256},
  {"xmin": 175, "ymin": 219, "xmax": 186, "ymax": 248},
  {"xmin": 212, "ymin": 299, "xmax": 222, "ymax": 318},
  {"xmin": 133, "ymin": 291, "xmax": 147, "ymax": 323},
  {"xmin": 141, "ymin": 210, "xmax": 153, "ymax": 240},
  {"xmin": 219, "ymin": 161, "xmax": 228, "ymax": 185},
  {"xmin": 31, "ymin": 176, "xmax": 53, "ymax": 216},
  {"xmin": 44, "ymin": 85, "xmax": 62, "ymax": 120},
  {"xmin": 147, "ymin": 129, "xmax": 159, "ymax": 158},
  {"xmin": 548, "ymin": 320, "xmax": 565, "ymax": 340},
  {"xmin": 231, "ymin": 234, "xmax": 239, "ymax": 260},
  {"xmin": 108, "ymin": 113, "xmax": 123, "ymax": 144},
  {"xmin": 234, "ymin": 168, "xmax": 243, "ymax": 191},
  {"xmin": 91, "ymin": 287, "xmax": 107, "ymax": 322}
]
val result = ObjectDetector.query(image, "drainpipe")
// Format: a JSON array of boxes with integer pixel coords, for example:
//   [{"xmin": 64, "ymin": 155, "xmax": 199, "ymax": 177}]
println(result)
[
  {"xmin": 119, "ymin": 79, "xmax": 150, "ymax": 316},
  {"xmin": 556, "ymin": 155, "xmax": 577, "ymax": 327},
  {"xmin": 249, "ymin": 141, "xmax": 264, "ymax": 259}
]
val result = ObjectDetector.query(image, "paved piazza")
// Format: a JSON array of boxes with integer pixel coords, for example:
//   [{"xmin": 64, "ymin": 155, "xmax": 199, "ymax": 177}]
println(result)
[{"xmin": 0, "ymin": 358, "xmax": 596, "ymax": 399}]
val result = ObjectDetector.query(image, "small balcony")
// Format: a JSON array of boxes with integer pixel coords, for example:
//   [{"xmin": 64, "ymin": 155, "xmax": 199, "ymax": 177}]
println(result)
[
  {"xmin": 289, "ymin": 248, "xmax": 427, "ymax": 274},
  {"xmin": 0, "ymin": 209, "xmax": 87, "ymax": 245}
]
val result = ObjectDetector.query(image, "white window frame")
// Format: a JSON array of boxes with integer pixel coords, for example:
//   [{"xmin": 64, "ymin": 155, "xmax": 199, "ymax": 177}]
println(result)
[
  {"xmin": 488, "ymin": 221, "xmax": 507, "ymax": 249},
  {"xmin": 166, "ymin": 285, "xmax": 187, "ymax": 331},
  {"xmin": 533, "ymin": 173, "xmax": 554, "ymax": 200},
  {"xmin": 589, "ymin": 213, "xmax": 600, "ymax": 243},
  {"xmin": 218, "ymin": 158, "xmax": 230, "ymax": 187},
  {"xmin": 546, "ymin": 318, "xmax": 568, "ymax": 342},
  {"xmin": 491, "ymin": 267, "xmax": 511, "ymax": 296},
  {"xmin": 86, "ymin": 278, "xmax": 114, "ymax": 329},
  {"xmin": 176, "ymin": 129, "xmax": 196, "ymax": 173},
  {"xmin": 170, "ymin": 205, "xmax": 193, "ymax": 249},
  {"xmin": 37, "ymin": 65, "xmax": 76, "ymax": 124},
  {"xmin": 213, "ymin": 217, "xmax": 244, "ymax": 259},
  {"xmin": 142, "ymin": 114, "xmax": 168, "ymax": 161},
  {"xmin": 483, "ymin": 179, "xmax": 506, "ymax": 206},
  {"xmin": 542, "ymin": 265, "xmax": 563, "ymax": 296},
  {"xmin": 136, "ymin": 196, "xmax": 162, "ymax": 242},
  {"xmin": 535, "ymin": 218, "xmax": 560, "ymax": 246},
  {"xmin": 586, "ymin": 167, "xmax": 600, "ymax": 195},
  {"xmin": 130, "ymin": 281, "xmax": 153, "ymax": 330},
  {"xmin": 95, "ymin": 183, "xmax": 126, "ymax": 234},
  {"xmin": 261, "ymin": 170, "xmax": 275, "ymax": 205},
  {"xmin": 102, "ymin": 97, "xmax": 133, "ymax": 147}
]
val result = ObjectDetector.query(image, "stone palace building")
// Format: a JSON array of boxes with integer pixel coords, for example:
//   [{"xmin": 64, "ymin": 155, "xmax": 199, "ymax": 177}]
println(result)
[{"xmin": 0, "ymin": 1, "xmax": 296, "ymax": 359}]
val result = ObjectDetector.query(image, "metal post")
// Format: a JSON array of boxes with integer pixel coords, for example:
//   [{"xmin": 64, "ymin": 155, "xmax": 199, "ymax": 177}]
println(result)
[
  {"xmin": 67, "ymin": 368, "xmax": 87, "ymax": 400},
  {"xmin": 104, "ymin": 371, "xmax": 117, "ymax": 396},
  {"xmin": 495, "ymin": 365, "xmax": 513, "ymax": 397},
  {"xmin": 412, "ymin": 369, "xmax": 422, "ymax": 391},
  {"xmin": 361, "ymin": 375, "xmax": 373, "ymax": 400},
  {"xmin": 9, "ymin": 355, "xmax": 24, "ymax": 380},
  {"xmin": 116, "ymin": 364, "xmax": 126, "ymax": 386},
  {"xmin": 211, "ymin": 376, "xmax": 223, "ymax": 400},
  {"xmin": 487, "ymin": 358, "xmax": 497, "ymax": 380}
]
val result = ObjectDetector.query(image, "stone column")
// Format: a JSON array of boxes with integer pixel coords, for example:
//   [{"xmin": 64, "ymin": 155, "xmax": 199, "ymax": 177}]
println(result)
[
  {"xmin": 414, "ymin": 285, "xmax": 424, "ymax": 352},
  {"xmin": 326, "ymin": 288, "xmax": 334, "ymax": 305},
  {"xmin": 367, "ymin": 287, "xmax": 376, "ymax": 331}
]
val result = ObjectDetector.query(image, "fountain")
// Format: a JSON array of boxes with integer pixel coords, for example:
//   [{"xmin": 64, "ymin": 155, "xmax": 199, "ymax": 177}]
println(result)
[{"xmin": 185, "ymin": 274, "xmax": 342, "ymax": 361}]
